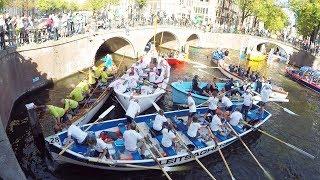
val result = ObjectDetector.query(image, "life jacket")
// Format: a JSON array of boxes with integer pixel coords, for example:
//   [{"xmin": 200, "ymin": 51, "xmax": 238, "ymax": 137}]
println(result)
[
  {"xmin": 47, "ymin": 105, "xmax": 65, "ymax": 118},
  {"xmin": 88, "ymin": 70, "xmax": 96, "ymax": 85},
  {"xmin": 69, "ymin": 87, "xmax": 84, "ymax": 102},
  {"xmin": 64, "ymin": 99, "xmax": 79, "ymax": 110}
]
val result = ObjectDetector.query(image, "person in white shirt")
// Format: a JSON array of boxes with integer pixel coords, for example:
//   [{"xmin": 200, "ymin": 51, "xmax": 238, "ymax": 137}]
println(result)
[
  {"xmin": 221, "ymin": 93, "xmax": 233, "ymax": 111},
  {"xmin": 161, "ymin": 124, "xmax": 177, "ymax": 149},
  {"xmin": 107, "ymin": 79, "xmax": 127, "ymax": 93},
  {"xmin": 187, "ymin": 92, "xmax": 197, "ymax": 125},
  {"xmin": 148, "ymin": 67, "xmax": 157, "ymax": 83},
  {"xmin": 241, "ymin": 89, "xmax": 253, "ymax": 120},
  {"xmin": 123, "ymin": 123, "xmax": 146, "ymax": 158},
  {"xmin": 203, "ymin": 92, "xmax": 219, "ymax": 118},
  {"xmin": 210, "ymin": 112, "xmax": 225, "ymax": 135},
  {"xmin": 125, "ymin": 98, "xmax": 140, "ymax": 124},
  {"xmin": 152, "ymin": 109, "xmax": 168, "ymax": 136},
  {"xmin": 187, "ymin": 116, "xmax": 206, "ymax": 139},
  {"xmin": 227, "ymin": 111, "xmax": 243, "ymax": 127},
  {"xmin": 66, "ymin": 125, "xmax": 109, "ymax": 158}
]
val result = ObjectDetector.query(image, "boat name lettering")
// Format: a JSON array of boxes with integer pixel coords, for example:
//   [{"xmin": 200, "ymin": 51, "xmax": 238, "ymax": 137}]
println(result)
[{"xmin": 162, "ymin": 147, "xmax": 215, "ymax": 165}]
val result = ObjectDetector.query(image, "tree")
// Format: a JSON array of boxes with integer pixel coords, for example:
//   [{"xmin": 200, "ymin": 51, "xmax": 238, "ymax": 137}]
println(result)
[
  {"xmin": 136, "ymin": 0, "xmax": 147, "ymax": 9},
  {"xmin": 35, "ymin": 0, "xmax": 54, "ymax": 12},
  {"xmin": 85, "ymin": 0, "xmax": 118, "ymax": 11},
  {"xmin": 255, "ymin": 0, "xmax": 288, "ymax": 32},
  {"xmin": 235, "ymin": 0, "xmax": 257, "ymax": 26},
  {"xmin": 290, "ymin": 0, "xmax": 320, "ymax": 42}
]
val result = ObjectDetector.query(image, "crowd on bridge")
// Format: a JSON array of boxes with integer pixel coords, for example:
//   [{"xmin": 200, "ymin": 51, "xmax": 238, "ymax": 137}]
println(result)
[{"xmin": 0, "ymin": 8, "xmax": 308, "ymax": 53}]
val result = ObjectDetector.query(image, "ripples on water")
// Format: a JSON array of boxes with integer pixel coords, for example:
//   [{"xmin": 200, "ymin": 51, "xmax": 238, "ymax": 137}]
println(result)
[{"xmin": 6, "ymin": 47, "xmax": 320, "ymax": 179}]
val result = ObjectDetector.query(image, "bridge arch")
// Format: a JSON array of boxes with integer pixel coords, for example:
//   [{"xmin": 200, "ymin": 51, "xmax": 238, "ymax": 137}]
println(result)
[
  {"xmin": 95, "ymin": 36, "xmax": 136, "ymax": 61},
  {"xmin": 186, "ymin": 34, "xmax": 200, "ymax": 47},
  {"xmin": 145, "ymin": 31, "xmax": 180, "ymax": 51}
]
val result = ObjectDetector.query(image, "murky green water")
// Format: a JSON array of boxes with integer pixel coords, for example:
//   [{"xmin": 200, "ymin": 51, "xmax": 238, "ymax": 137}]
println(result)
[{"xmin": 6, "ymin": 47, "xmax": 320, "ymax": 179}]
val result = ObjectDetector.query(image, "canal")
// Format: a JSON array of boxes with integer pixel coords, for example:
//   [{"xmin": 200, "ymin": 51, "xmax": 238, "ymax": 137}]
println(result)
[{"xmin": 6, "ymin": 47, "xmax": 320, "ymax": 179}]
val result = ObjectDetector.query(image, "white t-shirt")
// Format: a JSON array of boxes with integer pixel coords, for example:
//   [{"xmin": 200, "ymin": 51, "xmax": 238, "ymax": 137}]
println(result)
[
  {"xmin": 123, "ymin": 129, "xmax": 143, "ymax": 151},
  {"xmin": 94, "ymin": 138, "xmax": 108, "ymax": 153},
  {"xmin": 161, "ymin": 128, "xmax": 176, "ymax": 147},
  {"xmin": 67, "ymin": 124, "xmax": 87, "ymax": 144},
  {"xmin": 230, "ymin": 111, "xmax": 243, "ymax": 126},
  {"xmin": 126, "ymin": 100, "xmax": 141, "ymax": 118},
  {"xmin": 153, "ymin": 114, "xmax": 167, "ymax": 131},
  {"xmin": 188, "ymin": 96, "xmax": 197, "ymax": 112},
  {"xmin": 149, "ymin": 68, "xmax": 157, "ymax": 83},
  {"xmin": 187, "ymin": 122, "xmax": 201, "ymax": 137},
  {"xmin": 242, "ymin": 93, "xmax": 253, "ymax": 106},
  {"xmin": 261, "ymin": 88, "xmax": 272, "ymax": 103},
  {"xmin": 210, "ymin": 115, "xmax": 222, "ymax": 131},
  {"xmin": 208, "ymin": 96, "xmax": 219, "ymax": 110},
  {"xmin": 221, "ymin": 96, "xmax": 233, "ymax": 107}
]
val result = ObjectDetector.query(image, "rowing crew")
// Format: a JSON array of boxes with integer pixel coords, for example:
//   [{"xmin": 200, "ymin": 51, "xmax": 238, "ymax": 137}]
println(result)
[
  {"xmin": 45, "ymin": 57, "xmax": 117, "ymax": 132},
  {"xmin": 108, "ymin": 56, "xmax": 169, "ymax": 95}
]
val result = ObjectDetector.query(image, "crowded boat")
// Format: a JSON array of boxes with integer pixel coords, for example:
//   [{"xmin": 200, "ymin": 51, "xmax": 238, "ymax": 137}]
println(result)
[{"xmin": 286, "ymin": 66, "xmax": 320, "ymax": 93}]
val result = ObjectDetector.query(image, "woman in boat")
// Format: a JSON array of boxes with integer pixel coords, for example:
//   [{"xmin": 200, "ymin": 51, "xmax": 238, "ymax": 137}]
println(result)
[{"xmin": 123, "ymin": 123, "xmax": 146, "ymax": 159}]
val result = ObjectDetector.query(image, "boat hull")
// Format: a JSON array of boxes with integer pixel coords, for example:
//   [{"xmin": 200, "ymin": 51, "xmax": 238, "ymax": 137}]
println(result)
[
  {"xmin": 166, "ymin": 58, "xmax": 185, "ymax": 66},
  {"xmin": 46, "ymin": 106, "xmax": 271, "ymax": 171},
  {"xmin": 286, "ymin": 68, "xmax": 320, "ymax": 93},
  {"xmin": 217, "ymin": 62, "xmax": 289, "ymax": 100},
  {"xmin": 73, "ymin": 90, "xmax": 111, "ymax": 126}
]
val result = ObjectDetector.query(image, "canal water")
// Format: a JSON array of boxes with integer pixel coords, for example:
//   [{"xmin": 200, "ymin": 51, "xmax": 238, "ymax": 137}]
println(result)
[{"xmin": 6, "ymin": 48, "xmax": 320, "ymax": 179}]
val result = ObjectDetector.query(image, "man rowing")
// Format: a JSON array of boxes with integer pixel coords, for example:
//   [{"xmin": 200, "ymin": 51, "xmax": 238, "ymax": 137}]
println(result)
[
  {"xmin": 187, "ymin": 116, "xmax": 208, "ymax": 140},
  {"xmin": 66, "ymin": 124, "xmax": 110, "ymax": 159},
  {"xmin": 123, "ymin": 123, "xmax": 146, "ymax": 159},
  {"xmin": 192, "ymin": 75, "xmax": 210, "ymax": 96},
  {"xmin": 161, "ymin": 123, "xmax": 178, "ymax": 151},
  {"xmin": 221, "ymin": 92, "xmax": 234, "ymax": 111},
  {"xmin": 209, "ymin": 110, "xmax": 225, "ymax": 137},
  {"xmin": 203, "ymin": 91, "xmax": 219, "ymax": 119},
  {"xmin": 152, "ymin": 109, "xmax": 168, "ymax": 136}
]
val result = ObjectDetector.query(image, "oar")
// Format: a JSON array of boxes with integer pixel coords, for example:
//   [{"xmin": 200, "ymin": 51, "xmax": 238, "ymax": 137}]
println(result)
[
  {"xmin": 143, "ymin": 80, "xmax": 172, "ymax": 93},
  {"xmin": 206, "ymin": 127, "xmax": 236, "ymax": 180},
  {"xmin": 193, "ymin": 65, "xmax": 220, "ymax": 69},
  {"xmin": 241, "ymin": 121, "xmax": 315, "ymax": 159},
  {"xmin": 172, "ymin": 129, "xmax": 217, "ymax": 180},
  {"xmin": 251, "ymin": 91, "xmax": 298, "ymax": 116},
  {"xmin": 152, "ymin": 102, "xmax": 216, "ymax": 180},
  {"xmin": 133, "ymin": 122, "xmax": 173, "ymax": 180},
  {"xmin": 226, "ymin": 122, "xmax": 273, "ymax": 180},
  {"xmin": 58, "ymin": 105, "xmax": 115, "ymax": 156}
]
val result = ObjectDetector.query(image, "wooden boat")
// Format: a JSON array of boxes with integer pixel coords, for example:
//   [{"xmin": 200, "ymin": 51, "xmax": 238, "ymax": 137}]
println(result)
[
  {"xmin": 217, "ymin": 62, "xmax": 289, "ymax": 101},
  {"xmin": 171, "ymin": 81, "xmax": 259, "ymax": 105},
  {"xmin": 45, "ymin": 104, "xmax": 271, "ymax": 171},
  {"xmin": 166, "ymin": 57, "xmax": 185, "ymax": 66},
  {"xmin": 114, "ymin": 60, "xmax": 171, "ymax": 113},
  {"xmin": 286, "ymin": 68, "xmax": 320, "ymax": 93}
]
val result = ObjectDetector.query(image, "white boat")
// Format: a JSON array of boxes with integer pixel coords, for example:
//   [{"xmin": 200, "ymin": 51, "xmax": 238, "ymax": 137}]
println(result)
[
  {"xmin": 217, "ymin": 62, "xmax": 289, "ymax": 101},
  {"xmin": 45, "ymin": 104, "xmax": 271, "ymax": 171},
  {"xmin": 114, "ymin": 58, "xmax": 171, "ymax": 113}
]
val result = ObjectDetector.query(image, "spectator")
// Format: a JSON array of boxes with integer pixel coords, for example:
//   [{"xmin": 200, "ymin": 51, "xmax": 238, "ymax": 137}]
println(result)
[{"xmin": 0, "ymin": 15, "xmax": 6, "ymax": 50}]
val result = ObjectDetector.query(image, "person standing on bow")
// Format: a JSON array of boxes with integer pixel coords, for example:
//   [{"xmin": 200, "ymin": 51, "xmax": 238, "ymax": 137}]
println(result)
[
  {"xmin": 241, "ymin": 89, "xmax": 253, "ymax": 121},
  {"xmin": 125, "ymin": 97, "xmax": 140, "ymax": 124},
  {"xmin": 187, "ymin": 92, "xmax": 197, "ymax": 126}
]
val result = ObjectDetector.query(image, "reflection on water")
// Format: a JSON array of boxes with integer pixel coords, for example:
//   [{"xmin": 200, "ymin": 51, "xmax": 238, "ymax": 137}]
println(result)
[{"xmin": 6, "ymin": 47, "xmax": 320, "ymax": 179}]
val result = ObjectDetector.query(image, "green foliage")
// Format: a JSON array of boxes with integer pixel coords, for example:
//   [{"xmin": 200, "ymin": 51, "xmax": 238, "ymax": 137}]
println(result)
[
  {"xmin": 35, "ymin": 0, "xmax": 82, "ymax": 12},
  {"xmin": 290, "ymin": 0, "xmax": 320, "ymax": 39},
  {"xmin": 136, "ymin": 0, "xmax": 147, "ymax": 9},
  {"xmin": 85, "ymin": 0, "xmax": 119, "ymax": 11},
  {"xmin": 235, "ymin": 0, "xmax": 256, "ymax": 24},
  {"xmin": 255, "ymin": 0, "xmax": 288, "ymax": 32}
]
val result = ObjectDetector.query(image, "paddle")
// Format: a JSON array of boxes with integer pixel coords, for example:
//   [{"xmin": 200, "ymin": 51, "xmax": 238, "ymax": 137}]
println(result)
[
  {"xmin": 241, "ymin": 121, "xmax": 315, "ymax": 159},
  {"xmin": 58, "ymin": 105, "xmax": 115, "ymax": 156},
  {"xmin": 206, "ymin": 127, "xmax": 236, "ymax": 180},
  {"xmin": 152, "ymin": 102, "xmax": 216, "ymax": 180},
  {"xmin": 172, "ymin": 129, "xmax": 217, "ymax": 180},
  {"xmin": 133, "ymin": 122, "xmax": 173, "ymax": 180},
  {"xmin": 251, "ymin": 91, "xmax": 298, "ymax": 116},
  {"xmin": 226, "ymin": 122, "xmax": 273, "ymax": 180}
]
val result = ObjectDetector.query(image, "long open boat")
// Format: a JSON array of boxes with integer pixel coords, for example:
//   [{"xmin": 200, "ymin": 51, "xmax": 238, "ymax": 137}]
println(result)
[
  {"xmin": 114, "ymin": 60, "xmax": 171, "ymax": 113},
  {"xmin": 166, "ymin": 57, "xmax": 186, "ymax": 66},
  {"xmin": 45, "ymin": 104, "xmax": 271, "ymax": 171},
  {"xmin": 217, "ymin": 62, "xmax": 289, "ymax": 102},
  {"xmin": 286, "ymin": 68, "xmax": 320, "ymax": 93}
]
